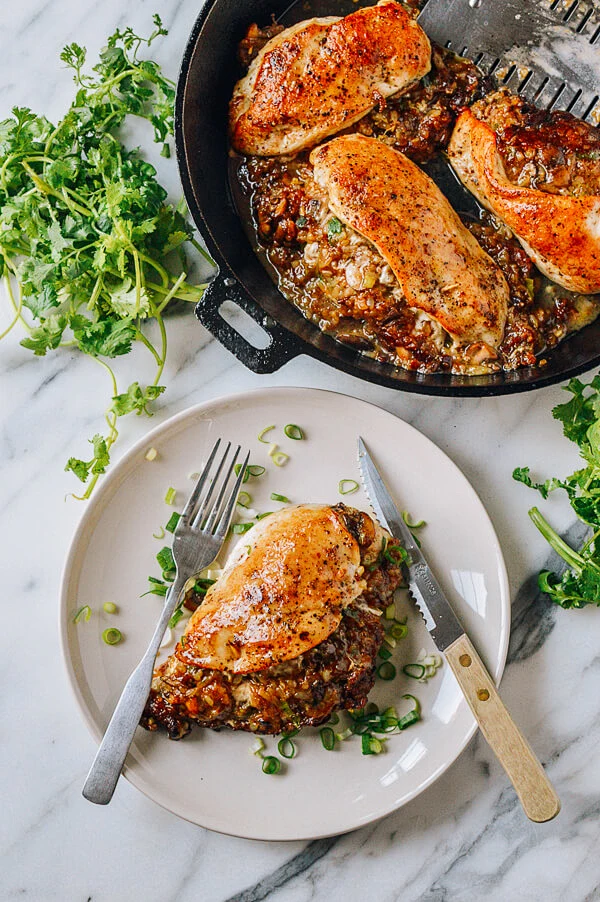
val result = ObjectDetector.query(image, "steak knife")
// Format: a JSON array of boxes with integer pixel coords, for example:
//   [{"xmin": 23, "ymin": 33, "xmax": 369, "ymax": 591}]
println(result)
[{"xmin": 358, "ymin": 437, "xmax": 560, "ymax": 823}]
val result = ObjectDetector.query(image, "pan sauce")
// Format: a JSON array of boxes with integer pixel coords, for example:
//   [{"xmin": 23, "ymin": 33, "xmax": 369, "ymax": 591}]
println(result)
[{"xmin": 231, "ymin": 26, "xmax": 600, "ymax": 376}]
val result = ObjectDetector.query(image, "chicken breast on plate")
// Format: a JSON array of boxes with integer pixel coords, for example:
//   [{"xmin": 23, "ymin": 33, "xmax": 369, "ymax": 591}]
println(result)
[
  {"xmin": 141, "ymin": 504, "xmax": 404, "ymax": 738},
  {"xmin": 229, "ymin": 1, "xmax": 431, "ymax": 156},
  {"xmin": 448, "ymin": 90, "xmax": 600, "ymax": 294},
  {"xmin": 310, "ymin": 134, "xmax": 510, "ymax": 349}
]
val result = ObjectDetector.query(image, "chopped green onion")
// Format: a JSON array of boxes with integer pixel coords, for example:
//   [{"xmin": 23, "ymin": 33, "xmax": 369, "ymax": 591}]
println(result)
[
  {"xmin": 165, "ymin": 512, "xmax": 181, "ymax": 534},
  {"xmin": 402, "ymin": 694, "xmax": 421, "ymax": 715},
  {"xmin": 251, "ymin": 738, "xmax": 265, "ymax": 756},
  {"xmin": 402, "ymin": 663, "xmax": 426, "ymax": 680},
  {"xmin": 156, "ymin": 546, "xmax": 175, "ymax": 573},
  {"xmin": 244, "ymin": 545, "xmax": 252, "ymax": 555},
  {"xmin": 402, "ymin": 511, "xmax": 426, "ymax": 529},
  {"xmin": 328, "ymin": 713, "xmax": 340, "ymax": 726},
  {"xmin": 378, "ymin": 645, "xmax": 392, "ymax": 661},
  {"xmin": 320, "ymin": 727, "xmax": 336, "ymax": 751},
  {"xmin": 73, "ymin": 605, "xmax": 91, "ymax": 624},
  {"xmin": 256, "ymin": 512, "xmax": 273, "ymax": 520},
  {"xmin": 397, "ymin": 709, "xmax": 421, "ymax": 730},
  {"xmin": 262, "ymin": 756, "xmax": 281, "ymax": 775},
  {"xmin": 102, "ymin": 628, "xmax": 122, "ymax": 646},
  {"xmin": 284, "ymin": 424, "xmax": 305, "ymax": 440},
  {"xmin": 258, "ymin": 425, "xmax": 275, "ymax": 443},
  {"xmin": 327, "ymin": 217, "xmax": 344, "ymax": 239},
  {"xmin": 168, "ymin": 608, "xmax": 184, "ymax": 629},
  {"xmin": 103, "ymin": 602, "xmax": 118, "ymax": 614},
  {"xmin": 237, "ymin": 491, "xmax": 252, "ymax": 508},
  {"xmin": 335, "ymin": 727, "xmax": 353, "ymax": 741},
  {"xmin": 361, "ymin": 734, "xmax": 383, "ymax": 755},
  {"xmin": 384, "ymin": 603, "xmax": 396, "ymax": 620},
  {"xmin": 277, "ymin": 738, "xmax": 296, "ymax": 759},
  {"xmin": 338, "ymin": 479, "xmax": 359, "ymax": 495},
  {"xmin": 164, "ymin": 486, "xmax": 177, "ymax": 505},
  {"xmin": 152, "ymin": 526, "xmax": 166, "ymax": 540},
  {"xmin": 383, "ymin": 634, "xmax": 397, "ymax": 650},
  {"xmin": 236, "ymin": 464, "xmax": 266, "ymax": 482},
  {"xmin": 145, "ymin": 447, "xmax": 158, "ymax": 461},
  {"xmin": 295, "ymin": 216, "xmax": 307, "ymax": 228},
  {"xmin": 193, "ymin": 578, "xmax": 216, "ymax": 594},
  {"xmin": 270, "ymin": 493, "xmax": 290, "ymax": 503},
  {"xmin": 272, "ymin": 452, "xmax": 289, "ymax": 467},
  {"xmin": 232, "ymin": 522, "xmax": 253, "ymax": 534},
  {"xmin": 390, "ymin": 623, "xmax": 408, "ymax": 641},
  {"xmin": 377, "ymin": 661, "xmax": 397, "ymax": 681},
  {"xmin": 283, "ymin": 728, "xmax": 300, "ymax": 739}
]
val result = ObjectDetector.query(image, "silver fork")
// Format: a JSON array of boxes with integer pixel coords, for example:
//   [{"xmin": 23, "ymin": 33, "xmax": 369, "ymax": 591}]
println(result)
[{"xmin": 82, "ymin": 438, "xmax": 250, "ymax": 805}]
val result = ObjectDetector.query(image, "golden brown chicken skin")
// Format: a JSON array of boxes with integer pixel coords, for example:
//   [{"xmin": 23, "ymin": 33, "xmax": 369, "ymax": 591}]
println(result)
[
  {"xmin": 229, "ymin": 1, "xmax": 431, "ymax": 156},
  {"xmin": 448, "ymin": 92, "xmax": 600, "ymax": 294},
  {"xmin": 141, "ymin": 504, "xmax": 403, "ymax": 738},
  {"xmin": 310, "ymin": 134, "xmax": 509, "ymax": 348}
]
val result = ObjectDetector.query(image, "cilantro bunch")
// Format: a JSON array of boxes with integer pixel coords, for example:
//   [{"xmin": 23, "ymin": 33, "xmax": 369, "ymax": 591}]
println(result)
[
  {"xmin": 0, "ymin": 16, "xmax": 212, "ymax": 498},
  {"xmin": 514, "ymin": 374, "xmax": 600, "ymax": 608}
]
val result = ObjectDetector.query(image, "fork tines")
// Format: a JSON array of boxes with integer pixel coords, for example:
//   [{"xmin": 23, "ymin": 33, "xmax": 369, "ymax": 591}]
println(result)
[{"xmin": 178, "ymin": 439, "xmax": 250, "ymax": 538}]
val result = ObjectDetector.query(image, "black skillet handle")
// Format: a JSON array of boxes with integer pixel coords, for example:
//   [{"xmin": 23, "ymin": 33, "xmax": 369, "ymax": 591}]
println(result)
[{"xmin": 195, "ymin": 270, "xmax": 306, "ymax": 374}]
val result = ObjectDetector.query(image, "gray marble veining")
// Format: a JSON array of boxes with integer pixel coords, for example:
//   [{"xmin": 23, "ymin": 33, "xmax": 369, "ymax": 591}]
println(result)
[{"xmin": 1, "ymin": 1, "xmax": 600, "ymax": 900}]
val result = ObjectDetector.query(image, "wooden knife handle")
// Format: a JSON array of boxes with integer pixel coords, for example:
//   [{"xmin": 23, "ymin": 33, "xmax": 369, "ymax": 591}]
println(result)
[{"xmin": 445, "ymin": 633, "xmax": 560, "ymax": 823}]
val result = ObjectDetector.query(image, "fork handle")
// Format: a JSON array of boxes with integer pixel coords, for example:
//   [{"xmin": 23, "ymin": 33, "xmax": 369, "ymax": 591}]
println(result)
[
  {"xmin": 82, "ymin": 575, "xmax": 186, "ymax": 805},
  {"xmin": 445, "ymin": 633, "xmax": 560, "ymax": 823}
]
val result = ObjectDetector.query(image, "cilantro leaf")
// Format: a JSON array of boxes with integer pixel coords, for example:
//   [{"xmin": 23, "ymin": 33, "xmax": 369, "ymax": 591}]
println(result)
[
  {"xmin": 20, "ymin": 314, "xmax": 67, "ymax": 355},
  {"xmin": 73, "ymin": 318, "xmax": 137, "ymax": 357},
  {"xmin": 110, "ymin": 381, "xmax": 165, "ymax": 416}
]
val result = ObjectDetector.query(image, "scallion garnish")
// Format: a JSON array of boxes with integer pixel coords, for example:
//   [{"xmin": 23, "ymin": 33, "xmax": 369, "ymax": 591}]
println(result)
[
  {"xmin": 103, "ymin": 602, "xmax": 118, "ymax": 614},
  {"xmin": 251, "ymin": 738, "xmax": 265, "ymax": 756},
  {"xmin": 284, "ymin": 424, "xmax": 304, "ymax": 440},
  {"xmin": 384, "ymin": 603, "xmax": 396, "ymax": 620},
  {"xmin": 277, "ymin": 738, "xmax": 296, "ymax": 759},
  {"xmin": 327, "ymin": 217, "xmax": 344, "ymax": 240},
  {"xmin": 152, "ymin": 526, "xmax": 166, "ymax": 540},
  {"xmin": 73, "ymin": 605, "xmax": 92, "ymax": 624},
  {"xmin": 262, "ymin": 756, "xmax": 281, "ymax": 775},
  {"xmin": 258, "ymin": 425, "xmax": 275, "ymax": 443},
  {"xmin": 164, "ymin": 486, "xmax": 177, "ymax": 505},
  {"xmin": 235, "ymin": 463, "xmax": 266, "ymax": 482},
  {"xmin": 165, "ymin": 512, "xmax": 181, "ymax": 534},
  {"xmin": 338, "ymin": 479, "xmax": 359, "ymax": 495},
  {"xmin": 256, "ymin": 512, "xmax": 273, "ymax": 520},
  {"xmin": 156, "ymin": 546, "xmax": 175, "ymax": 576},
  {"xmin": 403, "ymin": 663, "xmax": 426, "ymax": 680},
  {"xmin": 378, "ymin": 645, "xmax": 392, "ymax": 661},
  {"xmin": 272, "ymin": 452, "xmax": 289, "ymax": 467},
  {"xmin": 389, "ymin": 623, "xmax": 408, "ymax": 641},
  {"xmin": 231, "ymin": 522, "xmax": 253, "ymax": 534},
  {"xmin": 102, "ymin": 627, "xmax": 122, "ymax": 646},
  {"xmin": 270, "ymin": 493, "xmax": 290, "ymax": 503},
  {"xmin": 237, "ymin": 491, "xmax": 252, "ymax": 508},
  {"xmin": 361, "ymin": 734, "xmax": 384, "ymax": 755},
  {"xmin": 320, "ymin": 727, "xmax": 336, "ymax": 751},
  {"xmin": 377, "ymin": 661, "xmax": 396, "ymax": 681},
  {"xmin": 402, "ymin": 511, "xmax": 426, "ymax": 529},
  {"xmin": 145, "ymin": 448, "xmax": 158, "ymax": 462},
  {"xmin": 295, "ymin": 216, "xmax": 307, "ymax": 228}
]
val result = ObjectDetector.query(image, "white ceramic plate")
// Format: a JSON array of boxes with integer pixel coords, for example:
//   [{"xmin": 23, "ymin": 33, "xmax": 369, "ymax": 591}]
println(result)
[{"xmin": 61, "ymin": 387, "xmax": 510, "ymax": 840}]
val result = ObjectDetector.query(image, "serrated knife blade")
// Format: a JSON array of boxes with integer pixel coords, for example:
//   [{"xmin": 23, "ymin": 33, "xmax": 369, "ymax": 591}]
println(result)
[
  {"xmin": 357, "ymin": 436, "xmax": 464, "ymax": 651},
  {"xmin": 356, "ymin": 435, "xmax": 561, "ymax": 824}
]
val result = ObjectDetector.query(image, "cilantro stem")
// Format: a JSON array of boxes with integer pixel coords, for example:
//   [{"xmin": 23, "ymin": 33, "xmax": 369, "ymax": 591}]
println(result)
[
  {"xmin": 528, "ymin": 507, "xmax": 585, "ymax": 573},
  {"xmin": 190, "ymin": 237, "xmax": 216, "ymax": 268},
  {"xmin": 155, "ymin": 271, "xmax": 187, "ymax": 314},
  {"xmin": 20, "ymin": 161, "xmax": 92, "ymax": 217},
  {"xmin": 136, "ymin": 327, "xmax": 162, "ymax": 367},
  {"xmin": 0, "ymin": 274, "xmax": 25, "ymax": 339}
]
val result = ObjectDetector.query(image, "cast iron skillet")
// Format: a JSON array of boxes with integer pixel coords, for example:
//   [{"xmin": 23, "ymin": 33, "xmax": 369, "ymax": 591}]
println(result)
[{"xmin": 175, "ymin": 0, "xmax": 600, "ymax": 396}]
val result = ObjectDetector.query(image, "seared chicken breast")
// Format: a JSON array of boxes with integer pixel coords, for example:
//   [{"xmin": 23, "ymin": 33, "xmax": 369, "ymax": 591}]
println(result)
[
  {"xmin": 310, "ymin": 134, "xmax": 509, "ymax": 348},
  {"xmin": 448, "ymin": 91, "xmax": 600, "ymax": 294},
  {"xmin": 229, "ymin": 1, "xmax": 431, "ymax": 156},
  {"xmin": 142, "ymin": 504, "xmax": 404, "ymax": 738}
]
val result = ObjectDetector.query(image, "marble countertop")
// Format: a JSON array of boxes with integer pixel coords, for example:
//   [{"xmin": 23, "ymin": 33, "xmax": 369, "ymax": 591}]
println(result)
[{"xmin": 2, "ymin": 2, "xmax": 600, "ymax": 900}]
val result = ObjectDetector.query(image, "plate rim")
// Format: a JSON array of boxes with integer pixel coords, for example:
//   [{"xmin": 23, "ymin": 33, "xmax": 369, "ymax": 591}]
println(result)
[{"xmin": 60, "ymin": 385, "xmax": 511, "ymax": 839}]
